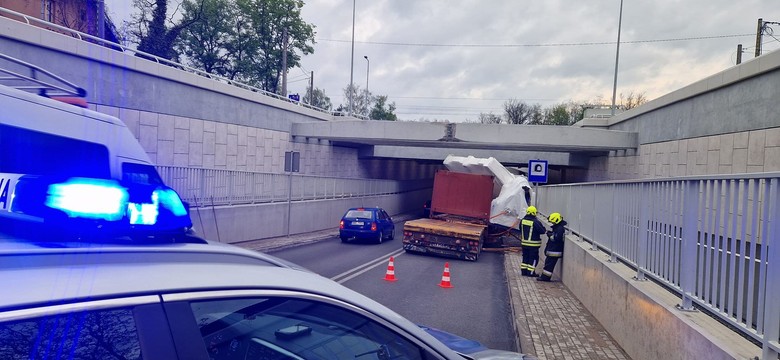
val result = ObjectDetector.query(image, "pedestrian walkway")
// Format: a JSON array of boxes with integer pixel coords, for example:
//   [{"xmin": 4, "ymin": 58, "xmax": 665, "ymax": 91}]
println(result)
[{"xmin": 505, "ymin": 252, "xmax": 631, "ymax": 360}]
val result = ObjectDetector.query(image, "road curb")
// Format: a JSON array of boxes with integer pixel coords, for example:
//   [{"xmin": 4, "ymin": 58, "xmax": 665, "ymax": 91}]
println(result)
[{"xmin": 504, "ymin": 252, "xmax": 536, "ymax": 357}]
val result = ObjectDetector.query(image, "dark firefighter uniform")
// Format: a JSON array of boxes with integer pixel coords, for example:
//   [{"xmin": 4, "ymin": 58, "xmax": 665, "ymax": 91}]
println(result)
[
  {"xmin": 519, "ymin": 206, "xmax": 546, "ymax": 277},
  {"xmin": 538, "ymin": 212, "xmax": 567, "ymax": 282}
]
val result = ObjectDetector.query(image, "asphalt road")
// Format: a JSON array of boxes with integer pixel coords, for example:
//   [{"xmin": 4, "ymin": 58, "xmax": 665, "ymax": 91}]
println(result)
[{"xmin": 268, "ymin": 223, "xmax": 518, "ymax": 352}]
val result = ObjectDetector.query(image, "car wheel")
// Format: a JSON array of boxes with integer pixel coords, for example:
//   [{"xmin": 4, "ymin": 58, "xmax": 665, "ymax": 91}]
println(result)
[
  {"xmin": 377, "ymin": 233, "xmax": 383, "ymax": 244},
  {"xmin": 388, "ymin": 230, "xmax": 394, "ymax": 240},
  {"xmin": 341, "ymin": 236, "xmax": 348, "ymax": 243}
]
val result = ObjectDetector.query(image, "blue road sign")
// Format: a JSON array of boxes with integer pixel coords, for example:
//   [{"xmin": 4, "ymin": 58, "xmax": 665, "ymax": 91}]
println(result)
[{"xmin": 528, "ymin": 160, "xmax": 548, "ymax": 183}]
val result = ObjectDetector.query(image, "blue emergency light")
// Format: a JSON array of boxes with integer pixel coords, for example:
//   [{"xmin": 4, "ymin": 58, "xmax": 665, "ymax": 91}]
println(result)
[
  {"xmin": 6, "ymin": 175, "xmax": 192, "ymax": 238},
  {"xmin": 46, "ymin": 178, "xmax": 128, "ymax": 221}
]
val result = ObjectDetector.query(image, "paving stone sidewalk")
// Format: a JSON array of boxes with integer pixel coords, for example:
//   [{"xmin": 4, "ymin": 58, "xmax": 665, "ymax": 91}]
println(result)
[{"xmin": 505, "ymin": 252, "xmax": 632, "ymax": 360}]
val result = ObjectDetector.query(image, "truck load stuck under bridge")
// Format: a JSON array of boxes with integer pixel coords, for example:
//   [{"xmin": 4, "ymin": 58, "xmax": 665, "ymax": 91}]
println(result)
[{"xmin": 403, "ymin": 156, "xmax": 533, "ymax": 261}]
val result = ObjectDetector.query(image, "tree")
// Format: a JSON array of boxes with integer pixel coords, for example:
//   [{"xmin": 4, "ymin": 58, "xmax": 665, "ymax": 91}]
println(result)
[
  {"xmin": 369, "ymin": 96, "xmax": 397, "ymax": 121},
  {"xmin": 240, "ymin": 0, "xmax": 316, "ymax": 93},
  {"xmin": 303, "ymin": 86, "xmax": 332, "ymax": 110},
  {"xmin": 503, "ymin": 99, "xmax": 543, "ymax": 125},
  {"xmin": 176, "ymin": 0, "xmax": 236, "ymax": 74},
  {"xmin": 126, "ymin": 0, "xmax": 204, "ymax": 60},
  {"xmin": 339, "ymin": 84, "xmax": 372, "ymax": 117},
  {"xmin": 544, "ymin": 104, "xmax": 572, "ymax": 126},
  {"xmin": 542, "ymin": 101, "xmax": 584, "ymax": 126},
  {"xmin": 479, "ymin": 113, "xmax": 502, "ymax": 124},
  {"xmin": 620, "ymin": 91, "xmax": 648, "ymax": 110}
]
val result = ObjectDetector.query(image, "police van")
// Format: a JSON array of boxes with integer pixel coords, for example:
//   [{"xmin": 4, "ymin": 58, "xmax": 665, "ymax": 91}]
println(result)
[{"xmin": 0, "ymin": 52, "xmax": 189, "ymax": 237}]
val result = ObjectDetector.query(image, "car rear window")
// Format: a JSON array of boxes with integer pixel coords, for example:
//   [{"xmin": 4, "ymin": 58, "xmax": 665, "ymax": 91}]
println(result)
[{"xmin": 345, "ymin": 210, "xmax": 373, "ymax": 219}]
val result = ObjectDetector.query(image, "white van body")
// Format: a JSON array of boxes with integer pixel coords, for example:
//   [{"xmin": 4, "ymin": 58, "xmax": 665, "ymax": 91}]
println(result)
[{"xmin": 0, "ymin": 84, "xmax": 158, "ymax": 212}]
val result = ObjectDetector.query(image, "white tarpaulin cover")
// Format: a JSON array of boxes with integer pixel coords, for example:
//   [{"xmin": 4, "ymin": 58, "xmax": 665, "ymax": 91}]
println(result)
[{"xmin": 443, "ymin": 155, "xmax": 532, "ymax": 228}]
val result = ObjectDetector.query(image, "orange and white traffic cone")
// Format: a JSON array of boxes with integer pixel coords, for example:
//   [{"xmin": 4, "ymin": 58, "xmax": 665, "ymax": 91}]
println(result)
[
  {"xmin": 438, "ymin": 262, "xmax": 453, "ymax": 288},
  {"xmin": 383, "ymin": 256, "xmax": 398, "ymax": 282}
]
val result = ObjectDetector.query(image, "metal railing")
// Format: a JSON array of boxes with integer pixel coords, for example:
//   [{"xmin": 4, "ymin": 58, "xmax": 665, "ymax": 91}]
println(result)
[
  {"xmin": 0, "ymin": 7, "xmax": 372, "ymax": 119},
  {"xmin": 157, "ymin": 166, "xmax": 430, "ymax": 207},
  {"xmin": 537, "ymin": 173, "xmax": 780, "ymax": 359}
]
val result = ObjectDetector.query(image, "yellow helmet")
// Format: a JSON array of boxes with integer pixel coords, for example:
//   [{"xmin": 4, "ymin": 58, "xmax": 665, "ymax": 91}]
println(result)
[
  {"xmin": 548, "ymin": 212, "xmax": 562, "ymax": 224},
  {"xmin": 526, "ymin": 206, "xmax": 537, "ymax": 216}
]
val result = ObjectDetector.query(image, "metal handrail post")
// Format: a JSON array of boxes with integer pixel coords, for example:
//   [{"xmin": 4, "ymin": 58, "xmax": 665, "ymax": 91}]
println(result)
[
  {"xmin": 635, "ymin": 182, "xmax": 649, "ymax": 281},
  {"xmin": 591, "ymin": 185, "xmax": 599, "ymax": 251},
  {"xmin": 762, "ymin": 179, "xmax": 780, "ymax": 359},
  {"xmin": 679, "ymin": 180, "xmax": 700, "ymax": 311},
  {"xmin": 609, "ymin": 183, "xmax": 618, "ymax": 262}
]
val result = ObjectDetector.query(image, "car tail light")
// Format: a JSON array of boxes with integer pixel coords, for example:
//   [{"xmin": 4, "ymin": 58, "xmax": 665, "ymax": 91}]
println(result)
[
  {"xmin": 339, "ymin": 220, "xmax": 344, "ymax": 229},
  {"xmin": 371, "ymin": 222, "xmax": 377, "ymax": 231}
]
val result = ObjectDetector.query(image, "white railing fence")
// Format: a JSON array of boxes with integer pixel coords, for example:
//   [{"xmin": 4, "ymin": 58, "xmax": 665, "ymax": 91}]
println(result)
[
  {"xmin": 537, "ymin": 173, "xmax": 780, "ymax": 359},
  {"xmin": 157, "ymin": 166, "xmax": 429, "ymax": 207}
]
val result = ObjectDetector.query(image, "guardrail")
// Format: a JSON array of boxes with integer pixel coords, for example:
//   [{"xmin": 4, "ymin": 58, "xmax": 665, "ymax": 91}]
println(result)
[
  {"xmin": 157, "ymin": 166, "xmax": 430, "ymax": 207},
  {"xmin": 537, "ymin": 173, "xmax": 780, "ymax": 359},
  {"xmin": 0, "ymin": 6, "xmax": 371, "ymax": 120}
]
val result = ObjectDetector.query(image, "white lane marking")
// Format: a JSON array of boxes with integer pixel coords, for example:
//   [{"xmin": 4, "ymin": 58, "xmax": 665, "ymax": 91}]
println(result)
[{"xmin": 331, "ymin": 248, "xmax": 405, "ymax": 284}]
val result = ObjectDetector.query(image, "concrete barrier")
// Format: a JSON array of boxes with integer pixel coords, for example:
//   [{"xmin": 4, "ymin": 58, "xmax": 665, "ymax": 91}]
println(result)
[
  {"xmin": 561, "ymin": 235, "xmax": 761, "ymax": 360},
  {"xmin": 190, "ymin": 189, "xmax": 431, "ymax": 243}
]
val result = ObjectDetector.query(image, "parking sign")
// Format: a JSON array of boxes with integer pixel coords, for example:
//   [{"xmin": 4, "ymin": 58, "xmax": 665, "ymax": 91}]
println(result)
[{"xmin": 528, "ymin": 160, "xmax": 548, "ymax": 183}]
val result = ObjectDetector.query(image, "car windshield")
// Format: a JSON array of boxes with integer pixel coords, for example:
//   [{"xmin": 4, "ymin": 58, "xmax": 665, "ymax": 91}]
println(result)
[{"xmin": 345, "ymin": 210, "xmax": 373, "ymax": 219}]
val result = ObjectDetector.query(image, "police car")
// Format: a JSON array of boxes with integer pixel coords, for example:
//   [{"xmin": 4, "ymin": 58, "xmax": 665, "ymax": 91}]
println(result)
[
  {"xmin": 0, "ymin": 55, "xmax": 533, "ymax": 360},
  {"xmin": 0, "ymin": 176, "xmax": 534, "ymax": 359}
]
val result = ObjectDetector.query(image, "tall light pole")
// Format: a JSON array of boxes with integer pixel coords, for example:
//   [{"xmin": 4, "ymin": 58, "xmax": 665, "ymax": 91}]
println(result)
[
  {"xmin": 348, "ymin": 0, "xmax": 356, "ymax": 116},
  {"xmin": 610, "ymin": 0, "xmax": 623, "ymax": 116},
  {"xmin": 364, "ymin": 55, "xmax": 370, "ymax": 118}
]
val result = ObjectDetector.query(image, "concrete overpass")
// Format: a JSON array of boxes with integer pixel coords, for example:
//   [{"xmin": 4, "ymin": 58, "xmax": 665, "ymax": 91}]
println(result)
[{"xmin": 292, "ymin": 121, "xmax": 636, "ymax": 168}]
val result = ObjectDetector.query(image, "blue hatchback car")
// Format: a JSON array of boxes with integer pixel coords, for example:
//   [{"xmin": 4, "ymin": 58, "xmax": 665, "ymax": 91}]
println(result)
[{"xmin": 339, "ymin": 207, "xmax": 395, "ymax": 244}]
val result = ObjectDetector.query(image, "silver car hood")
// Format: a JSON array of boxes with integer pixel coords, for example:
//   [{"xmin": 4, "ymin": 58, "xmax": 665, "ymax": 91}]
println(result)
[{"xmin": 465, "ymin": 348, "xmax": 536, "ymax": 360}]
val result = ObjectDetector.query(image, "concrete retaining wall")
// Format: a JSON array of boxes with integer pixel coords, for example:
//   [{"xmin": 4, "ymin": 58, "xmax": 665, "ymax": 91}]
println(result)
[
  {"xmin": 191, "ymin": 188, "xmax": 431, "ymax": 243},
  {"xmin": 561, "ymin": 235, "xmax": 761, "ymax": 360}
]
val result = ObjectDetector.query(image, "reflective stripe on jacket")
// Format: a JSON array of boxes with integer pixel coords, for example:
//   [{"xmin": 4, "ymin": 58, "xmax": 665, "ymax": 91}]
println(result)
[
  {"xmin": 544, "ymin": 220, "xmax": 568, "ymax": 255},
  {"xmin": 520, "ymin": 215, "xmax": 545, "ymax": 247}
]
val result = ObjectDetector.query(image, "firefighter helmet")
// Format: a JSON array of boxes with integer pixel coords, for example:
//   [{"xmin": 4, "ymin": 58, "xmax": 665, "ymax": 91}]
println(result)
[
  {"xmin": 548, "ymin": 212, "xmax": 562, "ymax": 224},
  {"xmin": 526, "ymin": 206, "xmax": 537, "ymax": 216}
]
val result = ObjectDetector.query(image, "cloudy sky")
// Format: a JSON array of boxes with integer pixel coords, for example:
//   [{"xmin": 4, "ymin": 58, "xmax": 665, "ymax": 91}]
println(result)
[{"xmin": 108, "ymin": 1, "xmax": 779, "ymax": 122}]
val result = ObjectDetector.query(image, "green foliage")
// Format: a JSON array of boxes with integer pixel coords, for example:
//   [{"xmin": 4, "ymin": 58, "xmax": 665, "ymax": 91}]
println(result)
[
  {"xmin": 177, "ymin": 0, "xmax": 235, "ymax": 74},
  {"xmin": 369, "ymin": 95, "xmax": 397, "ymax": 121},
  {"xmin": 544, "ymin": 104, "xmax": 572, "ymax": 126},
  {"xmin": 127, "ymin": 0, "xmax": 203, "ymax": 60},
  {"xmin": 339, "ymin": 84, "xmax": 372, "ymax": 117},
  {"xmin": 303, "ymin": 86, "xmax": 332, "ymax": 110},
  {"xmin": 131, "ymin": 0, "xmax": 316, "ymax": 93}
]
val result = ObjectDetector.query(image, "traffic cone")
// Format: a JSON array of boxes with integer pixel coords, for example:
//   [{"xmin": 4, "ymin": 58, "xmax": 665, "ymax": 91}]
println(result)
[
  {"xmin": 383, "ymin": 256, "xmax": 398, "ymax": 282},
  {"xmin": 438, "ymin": 262, "xmax": 453, "ymax": 288}
]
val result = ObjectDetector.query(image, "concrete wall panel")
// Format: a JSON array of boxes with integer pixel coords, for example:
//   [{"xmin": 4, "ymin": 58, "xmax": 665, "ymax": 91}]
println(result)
[
  {"xmin": 562, "ymin": 237, "xmax": 761, "ymax": 360},
  {"xmin": 191, "ymin": 188, "xmax": 432, "ymax": 243}
]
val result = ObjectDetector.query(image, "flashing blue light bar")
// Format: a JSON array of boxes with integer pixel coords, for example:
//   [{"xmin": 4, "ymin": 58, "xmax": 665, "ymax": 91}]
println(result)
[
  {"xmin": 155, "ymin": 188, "xmax": 188, "ymax": 217},
  {"xmin": 128, "ymin": 201, "xmax": 159, "ymax": 225},
  {"xmin": 4, "ymin": 174, "xmax": 192, "ymax": 237},
  {"xmin": 46, "ymin": 178, "xmax": 128, "ymax": 221}
]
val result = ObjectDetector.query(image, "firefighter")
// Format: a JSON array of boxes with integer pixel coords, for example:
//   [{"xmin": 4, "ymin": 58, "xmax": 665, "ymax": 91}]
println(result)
[
  {"xmin": 519, "ymin": 205, "xmax": 546, "ymax": 277},
  {"xmin": 538, "ymin": 212, "xmax": 567, "ymax": 282}
]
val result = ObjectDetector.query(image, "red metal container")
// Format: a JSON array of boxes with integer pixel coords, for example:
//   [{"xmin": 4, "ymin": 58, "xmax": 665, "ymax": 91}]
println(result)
[{"xmin": 430, "ymin": 170, "xmax": 493, "ymax": 221}]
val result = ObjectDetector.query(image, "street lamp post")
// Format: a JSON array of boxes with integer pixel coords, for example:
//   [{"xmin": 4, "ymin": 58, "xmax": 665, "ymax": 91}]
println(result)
[
  {"xmin": 610, "ymin": 0, "xmax": 624, "ymax": 116},
  {"xmin": 364, "ymin": 55, "xmax": 369, "ymax": 119},
  {"xmin": 348, "ymin": 0, "xmax": 356, "ymax": 117}
]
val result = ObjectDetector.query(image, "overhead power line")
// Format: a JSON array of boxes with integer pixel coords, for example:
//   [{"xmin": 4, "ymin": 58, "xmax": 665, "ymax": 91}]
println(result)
[{"xmin": 318, "ymin": 34, "xmax": 753, "ymax": 48}]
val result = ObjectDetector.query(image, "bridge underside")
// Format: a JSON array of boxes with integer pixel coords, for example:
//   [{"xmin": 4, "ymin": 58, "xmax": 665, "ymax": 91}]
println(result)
[{"xmin": 292, "ymin": 121, "xmax": 638, "ymax": 168}]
